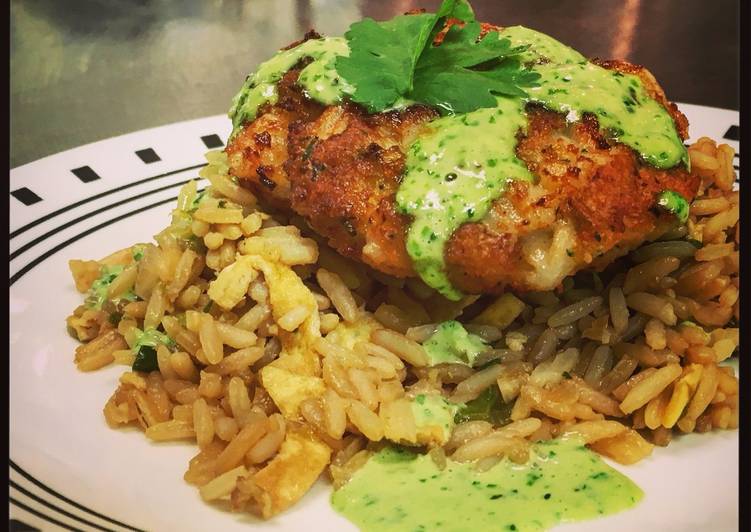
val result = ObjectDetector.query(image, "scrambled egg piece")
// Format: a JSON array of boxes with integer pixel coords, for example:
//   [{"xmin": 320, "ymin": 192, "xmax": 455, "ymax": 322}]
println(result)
[
  {"xmin": 248, "ymin": 255, "xmax": 323, "ymax": 418},
  {"xmin": 254, "ymin": 426, "xmax": 331, "ymax": 517},
  {"xmin": 261, "ymin": 366, "xmax": 325, "ymax": 419},
  {"xmin": 325, "ymin": 313, "xmax": 383, "ymax": 350},
  {"xmin": 208, "ymin": 255, "xmax": 259, "ymax": 310}
]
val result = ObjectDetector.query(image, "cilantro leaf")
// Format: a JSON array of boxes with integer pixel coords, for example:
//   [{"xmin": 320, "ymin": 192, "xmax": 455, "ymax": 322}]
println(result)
[
  {"xmin": 412, "ymin": 22, "xmax": 540, "ymax": 114},
  {"xmin": 338, "ymin": 0, "xmax": 539, "ymax": 115},
  {"xmin": 418, "ymin": 21, "xmax": 525, "ymax": 71},
  {"xmin": 437, "ymin": 0, "xmax": 475, "ymax": 20},
  {"xmin": 336, "ymin": 0, "xmax": 477, "ymax": 112},
  {"xmin": 336, "ymin": 13, "xmax": 436, "ymax": 112},
  {"xmin": 431, "ymin": 0, "xmax": 477, "ymax": 41}
]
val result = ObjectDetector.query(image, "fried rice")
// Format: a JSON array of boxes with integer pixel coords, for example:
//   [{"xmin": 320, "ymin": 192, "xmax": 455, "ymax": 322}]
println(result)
[{"xmin": 66, "ymin": 136, "xmax": 739, "ymax": 519}]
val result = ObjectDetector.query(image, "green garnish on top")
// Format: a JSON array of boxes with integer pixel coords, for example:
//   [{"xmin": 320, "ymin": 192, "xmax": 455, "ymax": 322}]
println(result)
[{"xmin": 335, "ymin": 0, "xmax": 539, "ymax": 114}]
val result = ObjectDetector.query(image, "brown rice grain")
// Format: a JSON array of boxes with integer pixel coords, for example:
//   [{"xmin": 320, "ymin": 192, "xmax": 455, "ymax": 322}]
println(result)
[
  {"xmin": 348, "ymin": 368, "xmax": 379, "ymax": 410},
  {"xmin": 452, "ymin": 364, "xmax": 507, "ymax": 403},
  {"xmin": 215, "ymin": 322, "xmax": 258, "ymax": 349},
  {"xmin": 198, "ymin": 371, "xmax": 223, "ymax": 399},
  {"xmin": 405, "ymin": 324, "xmax": 440, "ymax": 343},
  {"xmin": 619, "ymin": 364, "xmax": 682, "ymax": 414},
  {"xmin": 527, "ymin": 328, "xmax": 559, "ymax": 364},
  {"xmin": 317, "ymin": 269, "xmax": 359, "ymax": 323},
  {"xmin": 227, "ymin": 377, "xmax": 253, "ymax": 425},
  {"xmin": 571, "ymin": 377, "xmax": 623, "ymax": 417},
  {"xmin": 247, "ymin": 414, "xmax": 285, "ymax": 464},
  {"xmin": 214, "ymin": 412, "xmax": 267, "ymax": 474},
  {"xmin": 547, "ymin": 296, "xmax": 602, "ymax": 327},
  {"xmin": 589, "ymin": 428, "xmax": 654, "ymax": 465},
  {"xmin": 370, "ymin": 329, "xmax": 428, "ymax": 368},
  {"xmin": 583, "ymin": 345, "xmax": 613, "ymax": 387},
  {"xmin": 629, "ymin": 241, "xmax": 698, "ymax": 263},
  {"xmin": 322, "ymin": 389, "xmax": 347, "ymax": 439},
  {"xmin": 625, "ymin": 292, "xmax": 676, "ymax": 325},
  {"xmin": 235, "ymin": 304, "xmax": 271, "ymax": 333},
  {"xmin": 162, "ymin": 316, "xmax": 200, "ymax": 355},
  {"xmin": 358, "ymin": 342, "xmax": 405, "ymax": 371},
  {"xmin": 347, "ymin": 400, "xmax": 384, "ymax": 441},
  {"xmin": 446, "ymin": 421, "xmax": 493, "ymax": 451},
  {"xmin": 215, "ymin": 416, "xmax": 239, "ymax": 442},
  {"xmin": 145, "ymin": 419, "xmax": 196, "ymax": 441},
  {"xmin": 452, "ymin": 434, "xmax": 517, "ymax": 463},
  {"xmin": 170, "ymin": 351, "xmax": 200, "ymax": 382},
  {"xmin": 193, "ymin": 398, "xmax": 215, "ymax": 449},
  {"xmin": 277, "ymin": 305, "xmax": 311, "ymax": 332},
  {"xmin": 598, "ymin": 355, "xmax": 638, "ymax": 395},
  {"xmin": 365, "ymin": 355, "xmax": 397, "ymax": 379},
  {"xmin": 644, "ymin": 387, "xmax": 671, "ymax": 430},
  {"xmin": 644, "ymin": 319, "xmax": 667, "ymax": 350},
  {"xmin": 563, "ymin": 420, "xmax": 627, "ymax": 444},
  {"xmin": 199, "ymin": 314, "xmax": 225, "ymax": 365},
  {"xmin": 373, "ymin": 304, "xmax": 413, "ymax": 334},
  {"xmin": 176, "ymin": 285, "xmax": 202, "ymax": 310}
]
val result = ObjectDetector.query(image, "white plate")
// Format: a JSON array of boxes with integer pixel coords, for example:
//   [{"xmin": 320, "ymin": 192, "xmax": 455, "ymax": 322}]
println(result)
[{"xmin": 9, "ymin": 104, "xmax": 740, "ymax": 532}]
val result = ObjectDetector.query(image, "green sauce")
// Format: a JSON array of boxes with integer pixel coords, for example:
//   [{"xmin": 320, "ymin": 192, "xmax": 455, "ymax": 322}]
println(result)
[
  {"xmin": 85, "ymin": 265, "xmax": 136, "ymax": 310},
  {"xmin": 411, "ymin": 394, "xmax": 461, "ymax": 442},
  {"xmin": 131, "ymin": 328, "xmax": 174, "ymax": 354},
  {"xmin": 500, "ymin": 26, "xmax": 686, "ymax": 168},
  {"xmin": 229, "ymin": 37, "xmax": 353, "ymax": 135},
  {"xmin": 423, "ymin": 320, "xmax": 490, "ymax": 366},
  {"xmin": 397, "ymin": 26, "xmax": 687, "ymax": 299},
  {"xmin": 656, "ymin": 190, "xmax": 689, "ymax": 223},
  {"xmin": 332, "ymin": 438, "xmax": 643, "ymax": 532}
]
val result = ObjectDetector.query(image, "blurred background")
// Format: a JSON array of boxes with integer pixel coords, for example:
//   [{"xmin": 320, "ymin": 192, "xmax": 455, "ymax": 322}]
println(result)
[{"xmin": 10, "ymin": 0, "xmax": 739, "ymax": 168}]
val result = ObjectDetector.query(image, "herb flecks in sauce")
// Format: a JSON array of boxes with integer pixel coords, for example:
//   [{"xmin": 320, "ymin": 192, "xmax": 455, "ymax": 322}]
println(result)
[
  {"xmin": 411, "ymin": 393, "xmax": 461, "ymax": 443},
  {"xmin": 229, "ymin": 37, "xmax": 353, "ymax": 135},
  {"xmin": 423, "ymin": 320, "xmax": 490, "ymax": 366},
  {"xmin": 85, "ymin": 265, "xmax": 137, "ymax": 310},
  {"xmin": 397, "ymin": 98, "xmax": 532, "ymax": 300},
  {"xmin": 398, "ymin": 25, "xmax": 688, "ymax": 299},
  {"xmin": 331, "ymin": 438, "xmax": 643, "ymax": 532},
  {"xmin": 502, "ymin": 25, "xmax": 687, "ymax": 168}
]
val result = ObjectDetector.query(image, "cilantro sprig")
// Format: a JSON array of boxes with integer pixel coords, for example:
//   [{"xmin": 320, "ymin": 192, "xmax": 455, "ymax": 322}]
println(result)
[{"xmin": 336, "ymin": 0, "xmax": 539, "ymax": 114}]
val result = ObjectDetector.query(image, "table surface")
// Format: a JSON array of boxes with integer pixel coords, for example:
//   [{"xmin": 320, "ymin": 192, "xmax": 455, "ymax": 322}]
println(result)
[{"xmin": 10, "ymin": 0, "xmax": 739, "ymax": 168}]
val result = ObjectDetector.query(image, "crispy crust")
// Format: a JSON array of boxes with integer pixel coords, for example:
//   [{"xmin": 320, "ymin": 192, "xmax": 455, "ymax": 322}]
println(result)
[{"xmin": 226, "ymin": 28, "xmax": 699, "ymax": 295}]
